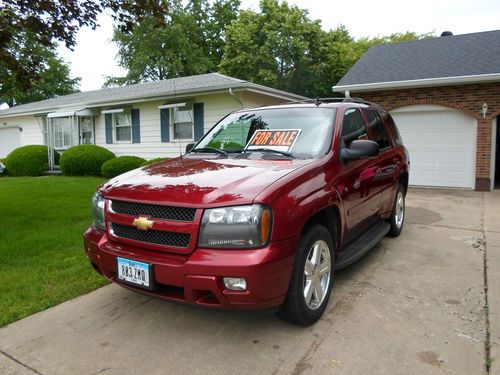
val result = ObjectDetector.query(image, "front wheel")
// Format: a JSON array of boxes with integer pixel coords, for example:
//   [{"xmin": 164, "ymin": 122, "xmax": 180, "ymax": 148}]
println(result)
[
  {"xmin": 388, "ymin": 183, "xmax": 405, "ymax": 237},
  {"xmin": 277, "ymin": 224, "xmax": 334, "ymax": 326}
]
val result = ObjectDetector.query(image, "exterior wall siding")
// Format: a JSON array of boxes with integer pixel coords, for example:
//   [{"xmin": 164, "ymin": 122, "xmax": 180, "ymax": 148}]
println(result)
[
  {"xmin": 1, "ymin": 91, "xmax": 285, "ymax": 161},
  {"xmin": 357, "ymin": 82, "xmax": 500, "ymax": 191}
]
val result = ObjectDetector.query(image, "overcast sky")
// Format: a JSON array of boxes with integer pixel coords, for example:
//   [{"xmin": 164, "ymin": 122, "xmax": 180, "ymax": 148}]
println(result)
[{"xmin": 57, "ymin": 0, "xmax": 500, "ymax": 92}]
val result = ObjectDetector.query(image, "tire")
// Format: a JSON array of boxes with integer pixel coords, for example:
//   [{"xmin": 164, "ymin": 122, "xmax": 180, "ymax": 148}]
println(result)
[
  {"xmin": 388, "ymin": 183, "xmax": 405, "ymax": 237},
  {"xmin": 277, "ymin": 224, "xmax": 334, "ymax": 326}
]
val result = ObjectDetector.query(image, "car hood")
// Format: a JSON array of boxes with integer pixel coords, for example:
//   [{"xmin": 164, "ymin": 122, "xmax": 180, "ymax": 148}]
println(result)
[{"xmin": 100, "ymin": 156, "xmax": 315, "ymax": 206}]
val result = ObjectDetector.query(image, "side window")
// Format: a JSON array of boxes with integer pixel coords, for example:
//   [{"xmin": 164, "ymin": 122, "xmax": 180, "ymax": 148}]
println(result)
[
  {"xmin": 365, "ymin": 110, "xmax": 391, "ymax": 150},
  {"xmin": 383, "ymin": 112, "xmax": 403, "ymax": 146},
  {"xmin": 341, "ymin": 108, "xmax": 368, "ymax": 149}
]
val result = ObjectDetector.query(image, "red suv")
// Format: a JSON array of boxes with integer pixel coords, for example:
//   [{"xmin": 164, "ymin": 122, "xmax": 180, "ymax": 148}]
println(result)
[{"xmin": 84, "ymin": 98, "xmax": 409, "ymax": 325}]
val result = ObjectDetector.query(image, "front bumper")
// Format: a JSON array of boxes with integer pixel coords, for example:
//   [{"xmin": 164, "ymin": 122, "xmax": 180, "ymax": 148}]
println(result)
[{"xmin": 83, "ymin": 226, "xmax": 297, "ymax": 310}]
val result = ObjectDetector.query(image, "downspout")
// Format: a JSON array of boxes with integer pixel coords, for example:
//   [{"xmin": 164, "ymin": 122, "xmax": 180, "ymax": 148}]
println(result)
[{"xmin": 229, "ymin": 88, "xmax": 243, "ymax": 109}]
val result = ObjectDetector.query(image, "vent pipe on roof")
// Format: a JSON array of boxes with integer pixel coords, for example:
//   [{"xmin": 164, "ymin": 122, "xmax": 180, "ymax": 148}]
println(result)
[{"xmin": 440, "ymin": 31, "xmax": 453, "ymax": 37}]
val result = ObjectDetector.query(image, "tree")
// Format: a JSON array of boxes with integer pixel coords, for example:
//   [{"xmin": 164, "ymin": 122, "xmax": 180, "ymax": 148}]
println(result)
[
  {"xmin": 106, "ymin": 0, "xmax": 240, "ymax": 86},
  {"xmin": 0, "ymin": 0, "xmax": 169, "ymax": 93},
  {"xmin": 0, "ymin": 33, "xmax": 80, "ymax": 106},
  {"xmin": 220, "ymin": 0, "xmax": 325, "ymax": 97},
  {"xmin": 221, "ymin": 0, "xmax": 433, "ymax": 97}
]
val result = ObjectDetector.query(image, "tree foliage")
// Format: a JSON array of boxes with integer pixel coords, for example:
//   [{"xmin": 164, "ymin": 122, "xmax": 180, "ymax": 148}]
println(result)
[
  {"xmin": 220, "ymin": 0, "xmax": 325, "ymax": 97},
  {"xmin": 0, "ymin": 33, "xmax": 80, "ymax": 106},
  {"xmin": 0, "ymin": 0, "xmax": 169, "ymax": 94},
  {"xmin": 106, "ymin": 0, "xmax": 240, "ymax": 86},
  {"xmin": 220, "ymin": 0, "xmax": 432, "ymax": 97}
]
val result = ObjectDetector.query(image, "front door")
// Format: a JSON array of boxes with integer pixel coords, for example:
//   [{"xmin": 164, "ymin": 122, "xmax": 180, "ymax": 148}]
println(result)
[
  {"xmin": 339, "ymin": 108, "xmax": 380, "ymax": 243},
  {"xmin": 80, "ymin": 116, "xmax": 94, "ymax": 144}
]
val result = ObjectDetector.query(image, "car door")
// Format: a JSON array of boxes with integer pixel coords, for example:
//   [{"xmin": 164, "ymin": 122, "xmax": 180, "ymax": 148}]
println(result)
[
  {"xmin": 363, "ymin": 109, "xmax": 398, "ymax": 215},
  {"xmin": 339, "ymin": 107, "xmax": 381, "ymax": 244}
]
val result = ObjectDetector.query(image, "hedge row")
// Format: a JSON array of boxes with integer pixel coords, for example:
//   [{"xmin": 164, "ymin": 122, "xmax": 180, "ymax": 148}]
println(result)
[{"xmin": 4, "ymin": 144, "xmax": 169, "ymax": 177}]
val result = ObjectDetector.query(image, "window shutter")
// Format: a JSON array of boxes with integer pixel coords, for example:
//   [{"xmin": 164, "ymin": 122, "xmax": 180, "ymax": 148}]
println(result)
[
  {"xmin": 105, "ymin": 114, "xmax": 113, "ymax": 144},
  {"xmin": 160, "ymin": 108, "xmax": 170, "ymax": 142},
  {"xmin": 131, "ymin": 109, "xmax": 140, "ymax": 143},
  {"xmin": 193, "ymin": 102, "xmax": 204, "ymax": 141}
]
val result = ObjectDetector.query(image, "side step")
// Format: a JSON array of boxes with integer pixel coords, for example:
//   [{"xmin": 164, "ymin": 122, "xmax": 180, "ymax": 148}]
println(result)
[{"xmin": 334, "ymin": 221, "xmax": 390, "ymax": 270}]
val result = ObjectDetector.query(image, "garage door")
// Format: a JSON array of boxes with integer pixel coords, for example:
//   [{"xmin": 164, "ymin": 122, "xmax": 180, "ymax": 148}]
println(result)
[
  {"xmin": 0, "ymin": 127, "xmax": 21, "ymax": 158},
  {"xmin": 390, "ymin": 105, "xmax": 476, "ymax": 188}
]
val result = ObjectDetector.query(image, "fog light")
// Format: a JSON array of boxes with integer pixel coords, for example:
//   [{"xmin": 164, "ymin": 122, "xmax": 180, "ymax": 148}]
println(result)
[{"xmin": 223, "ymin": 277, "xmax": 247, "ymax": 291}]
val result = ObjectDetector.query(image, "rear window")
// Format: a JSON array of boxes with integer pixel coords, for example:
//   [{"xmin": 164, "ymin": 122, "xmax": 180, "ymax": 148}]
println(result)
[{"xmin": 365, "ymin": 110, "xmax": 391, "ymax": 150}]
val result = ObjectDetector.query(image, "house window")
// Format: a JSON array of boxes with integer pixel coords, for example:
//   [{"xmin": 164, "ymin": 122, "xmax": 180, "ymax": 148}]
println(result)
[
  {"xmin": 114, "ymin": 113, "xmax": 131, "ymax": 142},
  {"xmin": 172, "ymin": 107, "xmax": 193, "ymax": 140},
  {"xmin": 52, "ymin": 117, "xmax": 71, "ymax": 149}
]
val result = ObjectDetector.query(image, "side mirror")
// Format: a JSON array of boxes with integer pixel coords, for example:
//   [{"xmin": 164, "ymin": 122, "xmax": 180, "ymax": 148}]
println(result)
[
  {"xmin": 341, "ymin": 140, "xmax": 380, "ymax": 162},
  {"xmin": 185, "ymin": 143, "xmax": 195, "ymax": 153}
]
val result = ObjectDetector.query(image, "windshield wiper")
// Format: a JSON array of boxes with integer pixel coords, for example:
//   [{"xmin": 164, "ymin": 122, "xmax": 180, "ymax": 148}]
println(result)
[
  {"xmin": 190, "ymin": 147, "xmax": 227, "ymax": 155},
  {"xmin": 245, "ymin": 148, "xmax": 294, "ymax": 158}
]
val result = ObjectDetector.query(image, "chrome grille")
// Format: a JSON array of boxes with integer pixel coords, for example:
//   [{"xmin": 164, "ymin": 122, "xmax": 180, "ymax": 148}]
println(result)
[
  {"xmin": 111, "ymin": 223, "xmax": 191, "ymax": 248},
  {"xmin": 110, "ymin": 200, "xmax": 196, "ymax": 222}
]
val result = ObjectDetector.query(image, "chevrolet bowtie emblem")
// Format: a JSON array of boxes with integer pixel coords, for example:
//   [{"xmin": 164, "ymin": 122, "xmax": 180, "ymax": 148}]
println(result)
[{"xmin": 132, "ymin": 216, "xmax": 154, "ymax": 231}]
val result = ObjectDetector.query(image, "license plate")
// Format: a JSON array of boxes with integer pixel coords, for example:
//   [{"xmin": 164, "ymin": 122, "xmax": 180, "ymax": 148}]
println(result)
[{"xmin": 117, "ymin": 257, "xmax": 152, "ymax": 288}]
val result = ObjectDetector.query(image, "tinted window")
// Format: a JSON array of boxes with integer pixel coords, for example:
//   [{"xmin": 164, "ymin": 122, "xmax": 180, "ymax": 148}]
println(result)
[
  {"xmin": 341, "ymin": 108, "xmax": 368, "ymax": 149},
  {"xmin": 383, "ymin": 113, "xmax": 403, "ymax": 146},
  {"xmin": 365, "ymin": 110, "xmax": 391, "ymax": 149}
]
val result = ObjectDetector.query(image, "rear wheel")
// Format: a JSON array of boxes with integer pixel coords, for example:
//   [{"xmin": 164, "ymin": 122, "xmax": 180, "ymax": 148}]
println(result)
[
  {"xmin": 277, "ymin": 224, "xmax": 334, "ymax": 326},
  {"xmin": 388, "ymin": 183, "xmax": 405, "ymax": 237}
]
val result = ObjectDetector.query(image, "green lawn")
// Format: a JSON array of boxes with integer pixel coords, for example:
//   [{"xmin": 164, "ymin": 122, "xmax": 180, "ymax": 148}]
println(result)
[{"xmin": 0, "ymin": 176, "xmax": 109, "ymax": 327}]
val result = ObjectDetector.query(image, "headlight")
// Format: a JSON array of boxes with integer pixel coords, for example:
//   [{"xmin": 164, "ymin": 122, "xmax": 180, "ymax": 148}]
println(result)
[
  {"xmin": 198, "ymin": 204, "xmax": 271, "ymax": 249},
  {"xmin": 92, "ymin": 191, "xmax": 106, "ymax": 230}
]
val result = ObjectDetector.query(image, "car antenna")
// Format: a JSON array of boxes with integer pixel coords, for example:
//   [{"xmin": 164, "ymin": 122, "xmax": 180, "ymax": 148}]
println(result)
[
  {"xmin": 173, "ymin": 75, "xmax": 183, "ymax": 158},
  {"xmin": 314, "ymin": 97, "xmax": 321, "ymax": 106}
]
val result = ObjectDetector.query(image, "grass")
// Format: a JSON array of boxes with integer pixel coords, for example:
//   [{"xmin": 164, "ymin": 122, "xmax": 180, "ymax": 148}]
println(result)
[{"xmin": 0, "ymin": 176, "xmax": 109, "ymax": 327}]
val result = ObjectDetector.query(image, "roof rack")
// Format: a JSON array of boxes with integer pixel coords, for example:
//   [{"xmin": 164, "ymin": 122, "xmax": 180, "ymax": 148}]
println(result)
[{"xmin": 286, "ymin": 96, "xmax": 372, "ymax": 106}]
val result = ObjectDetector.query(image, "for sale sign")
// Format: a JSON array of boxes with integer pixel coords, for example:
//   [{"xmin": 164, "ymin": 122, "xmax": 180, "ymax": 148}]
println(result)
[{"xmin": 246, "ymin": 129, "xmax": 301, "ymax": 152}]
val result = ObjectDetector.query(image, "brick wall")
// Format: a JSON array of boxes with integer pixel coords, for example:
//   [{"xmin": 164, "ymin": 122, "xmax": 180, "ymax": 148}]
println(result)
[{"xmin": 356, "ymin": 82, "xmax": 500, "ymax": 191}]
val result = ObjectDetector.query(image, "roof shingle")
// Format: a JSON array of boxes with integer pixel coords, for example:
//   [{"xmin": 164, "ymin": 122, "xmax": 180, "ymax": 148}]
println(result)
[
  {"xmin": 336, "ymin": 30, "xmax": 500, "ymax": 86},
  {"xmin": 0, "ymin": 73, "xmax": 305, "ymax": 117}
]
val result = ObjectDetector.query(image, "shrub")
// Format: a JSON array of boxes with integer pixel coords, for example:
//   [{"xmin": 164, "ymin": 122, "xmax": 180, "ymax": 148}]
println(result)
[
  {"xmin": 60, "ymin": 145, "xmax": 115, "ymax": 176},
  {"xmin": 101, "ymin": 155, "xmax": 146, "ymax": 178},
  {"xmin": 5, "ymin": 145, "xmax": 60, "ymax": 176},
  {"xmin": 140, "ymin": 157, "xmax": 169, "ymax": 167}
]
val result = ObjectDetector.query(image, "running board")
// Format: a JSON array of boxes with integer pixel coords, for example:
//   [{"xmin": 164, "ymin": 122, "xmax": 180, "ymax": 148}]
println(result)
[{"xmin": 334, "ymin": 221, "xmax": 390, "ymax": 270}]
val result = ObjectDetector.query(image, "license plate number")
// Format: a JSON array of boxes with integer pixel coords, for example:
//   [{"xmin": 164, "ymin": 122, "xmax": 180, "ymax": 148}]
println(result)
[{"xmin": 117, "ymin": 257, "xmax": 151, "ymax": 287}]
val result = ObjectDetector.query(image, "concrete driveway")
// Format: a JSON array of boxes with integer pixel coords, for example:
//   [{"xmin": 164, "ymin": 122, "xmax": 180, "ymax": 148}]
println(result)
[{"xmin": 1, "ymin": 189, "xmax": 499, "ymax": 375}]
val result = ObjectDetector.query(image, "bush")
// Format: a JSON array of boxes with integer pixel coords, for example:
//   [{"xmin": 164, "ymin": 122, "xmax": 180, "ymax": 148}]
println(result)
[
  {"xmin": 60, "ymin": 145, "xmax": 115, "ymax": 176},
  {"xmin": 5, "ymin": 145, "xmax": 60, "ymax": 176},
  {"xmin": 140, "ymin": 157, "xmax": 168, "ymax": 167},
  {"xmin": 101, "ymin": 156, "xmax": 146, "ymax": 178}
]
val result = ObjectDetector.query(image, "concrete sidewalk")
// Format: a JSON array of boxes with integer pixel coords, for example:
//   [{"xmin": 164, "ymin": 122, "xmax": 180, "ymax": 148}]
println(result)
[{"xmin": 0, "ymin": 188, "xmax": 498, "ymax": 374}]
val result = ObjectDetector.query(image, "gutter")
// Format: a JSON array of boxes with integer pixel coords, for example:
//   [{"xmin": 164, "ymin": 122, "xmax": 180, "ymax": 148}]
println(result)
[
  {"xmin": 228, "ymin": 88, "xmax": 243, "ymax": 109},
  {"xmin": 332, "ymin": 73, "xmax": 500, "ymax": 93}
]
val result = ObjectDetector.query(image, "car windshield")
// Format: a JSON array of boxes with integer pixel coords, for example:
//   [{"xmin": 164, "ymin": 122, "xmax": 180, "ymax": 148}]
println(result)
[{"xmin": 194, "ymin": 107, "xmax": 336, "ymax": 158}]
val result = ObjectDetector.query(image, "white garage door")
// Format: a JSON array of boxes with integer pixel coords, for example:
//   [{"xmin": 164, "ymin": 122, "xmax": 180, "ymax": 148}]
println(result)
[
  {"xmin": 0, "ymin": 127, "xmax": 21, "ymax": 158},
  {"xmin": 390, "ymin": 105, "xmax": 476, "ymax": 189}
]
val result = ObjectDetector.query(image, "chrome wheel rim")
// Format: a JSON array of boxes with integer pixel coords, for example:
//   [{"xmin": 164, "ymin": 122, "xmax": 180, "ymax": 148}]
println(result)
[
  {"xmin": 303, "ymin": 240, "xmax": 331, "ymax": 310},
  {"xmin": 395, "ymin": 191, "xmax": 404, "ymax": 229}
]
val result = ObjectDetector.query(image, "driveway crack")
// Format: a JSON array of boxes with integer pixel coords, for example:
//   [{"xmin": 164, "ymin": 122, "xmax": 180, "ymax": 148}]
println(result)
[
  {"xmin": 0, "ymin": 349, "xmax": 43, "ymax": 375},
  {"xmin": 481, "ymin": 192, "xmax": 491, "ymax": 374}
]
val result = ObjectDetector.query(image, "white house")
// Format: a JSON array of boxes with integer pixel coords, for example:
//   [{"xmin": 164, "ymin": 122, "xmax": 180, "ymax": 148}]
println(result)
[{"xmin": 0, "ymin": 73, "xmax": 306, "ymax": 161}]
